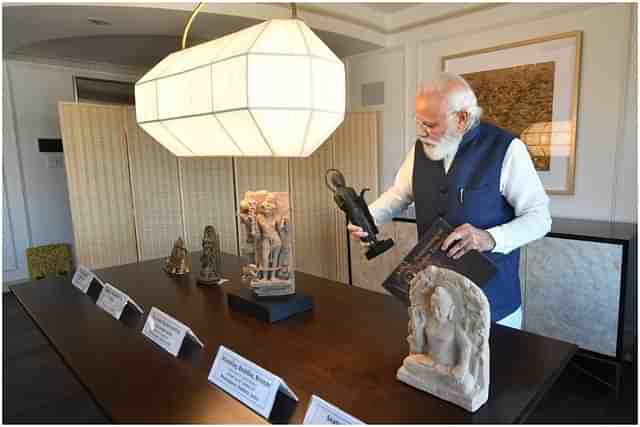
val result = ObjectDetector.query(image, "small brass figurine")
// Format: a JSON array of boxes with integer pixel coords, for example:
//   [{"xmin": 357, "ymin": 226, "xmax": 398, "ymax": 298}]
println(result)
[
  {"xmin": 198, "ymin": 225, "xmax": 223, "ymax": 285},
  {"xmin": 164, "ymin": 237, "xmax": 190, "ymax": 276}
]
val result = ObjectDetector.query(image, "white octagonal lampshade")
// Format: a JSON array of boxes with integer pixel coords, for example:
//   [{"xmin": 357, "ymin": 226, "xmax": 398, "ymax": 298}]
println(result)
[{"xmin": 135, "ymin": 19, "xmax": 345, "ymax": 157}]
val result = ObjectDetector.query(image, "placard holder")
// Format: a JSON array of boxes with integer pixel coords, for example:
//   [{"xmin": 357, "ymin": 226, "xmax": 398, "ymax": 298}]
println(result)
[
  {"xmin": 227, "ymin": 287, "xmax": 313, "ymax": 323},
  {"xmin": 208, "ymin": 345, "xmax": 299, "ymax": 421},
  {"xmin": 86, "ymin": 278, "xmax": 104, "ymax": 302},
  {"xmin": 142, "ymin": 307, "xmax": 204, "ymax": 358},
  {"xmin": 268, "ymin": 389, "xmax": 298, "ymax": 424},
  {"xmin": 177, "ymin": 333, "xmax": 204, "ymax": 363},
  {"xmin": 119, "ymin": 301, "xmax": 144, "ymax": 327}
]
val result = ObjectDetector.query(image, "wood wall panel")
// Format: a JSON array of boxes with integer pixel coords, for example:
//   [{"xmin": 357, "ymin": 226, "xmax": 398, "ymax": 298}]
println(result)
[
  {"xmin": 58, "ymin": 102, "xmax": 138, "ymax": 269},
  {"xmin": 180, "ymin": 158, "xmax": 237, "ymax": 255},
  {"xmin": 330, "ymin": 112, "xmax": 379, "ymax": 284},
  {"xmin": 124, "ymin": 107, "xmax": 183, "ymax": 261},
  {"xmin": 290, "ymin": 141, "xmax": 337, "ymax": 280}
]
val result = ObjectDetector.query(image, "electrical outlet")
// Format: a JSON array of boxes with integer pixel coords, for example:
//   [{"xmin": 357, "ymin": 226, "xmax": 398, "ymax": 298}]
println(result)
[{"xmin": 46, "ymin": 154, "xmax": 65, "ymax": 169}]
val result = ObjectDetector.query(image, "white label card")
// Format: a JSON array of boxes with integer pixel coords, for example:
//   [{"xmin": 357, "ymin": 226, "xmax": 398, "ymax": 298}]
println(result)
[
  {"xmin": 142, "ymin": 307, "xmax": 203, "ymax": 357},
  {"xmin": 208, "ymin": 345, "xmax": 298, "ymax": 419},
  {"xmin": 96, "ymin": 282, "xmax": 141, "ymax": 320},
  {"xmin": 71, "ymin": 265, "xmax": 99, "ymax": 293},
  {"xmin": 303, "ymin": 395, "xmax": 364, "ymax": 425}
]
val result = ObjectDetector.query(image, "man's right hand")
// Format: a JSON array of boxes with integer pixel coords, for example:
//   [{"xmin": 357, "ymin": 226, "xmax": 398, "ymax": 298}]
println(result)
[{"xmin": 347, "ymin": 224, "xmax": 368, "ymax": 239}]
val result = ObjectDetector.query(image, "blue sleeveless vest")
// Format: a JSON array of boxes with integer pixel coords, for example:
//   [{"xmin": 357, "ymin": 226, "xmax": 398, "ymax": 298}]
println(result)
[{"xmin": 412, "ymin": 122, "xmax": 520, "ymax": 321}]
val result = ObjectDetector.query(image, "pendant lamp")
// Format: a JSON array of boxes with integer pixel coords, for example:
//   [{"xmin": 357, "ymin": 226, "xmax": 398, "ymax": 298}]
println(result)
[{"xmin": 134, "ymin": 3, "xmax": 345, "ymax": 157}]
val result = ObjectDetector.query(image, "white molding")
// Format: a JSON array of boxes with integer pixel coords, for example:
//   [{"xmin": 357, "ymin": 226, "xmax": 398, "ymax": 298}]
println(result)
[
  {"xmin": 388, "ymin": 4, "xmax": 597, "ymax": 47},
  {"xmin": 611, "ymin": 3, "xmax": 637, "ymax": 223},
  {"xmin": 6, "ymin": 54, "xmax": 146, "ymax": 80},
  {"xmin": 2, "ymin": 62, "xmax": 32, "ymax": 284}
]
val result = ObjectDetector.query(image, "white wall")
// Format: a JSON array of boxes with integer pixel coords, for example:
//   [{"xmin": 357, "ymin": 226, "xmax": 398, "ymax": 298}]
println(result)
[
  {"xmin": 346, "ymin": 3, "xmax": 637, "ymax": 223},
  {"xmin": 345, "ymin": 47, "xmax": 406, "ymax": 192},
  {"xmin": 2, "ymin": 58, "xmax": 142, "ymax": 286}
]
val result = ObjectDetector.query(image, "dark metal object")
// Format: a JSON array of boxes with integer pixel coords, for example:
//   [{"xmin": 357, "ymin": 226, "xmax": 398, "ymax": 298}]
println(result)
[{"xmin": 325, "ymin": 169, "xmax": 394, "ymax": 260}]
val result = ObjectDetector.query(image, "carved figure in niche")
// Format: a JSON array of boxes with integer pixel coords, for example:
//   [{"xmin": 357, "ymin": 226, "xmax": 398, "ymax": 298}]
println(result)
[
  {"xmin": 238, "ymin": 191, "xmax": 294, "ymax": 297},
  {"xmin": 397, "ymin": 265, "xmax": 490, "ymax": 412},
  {"xmin": 197, "ymin": 225, "xmax": 223, "ymax": 285},
  {"xmin": 276, "ymin": 216, "xmax": 290, "ymax": 280},
  {"xmin": 256, "ymin": 199, "xmax": 282, "ymax": 280},
  {"xmin": 164, "ymin": 237, "xmax": 190, "ymax": 276},
  {"xmin": 239, "ymin": 199, "xmax": 258, "ymax": 258}
]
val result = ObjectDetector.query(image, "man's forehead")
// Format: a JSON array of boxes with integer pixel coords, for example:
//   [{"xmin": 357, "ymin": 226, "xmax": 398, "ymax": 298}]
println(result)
[{"xmin": 416, "ymin": 92, "xmax": 444, "ymax": 119}]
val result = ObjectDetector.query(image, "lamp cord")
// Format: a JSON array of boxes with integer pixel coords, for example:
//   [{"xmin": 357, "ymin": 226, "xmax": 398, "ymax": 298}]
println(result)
[
  {"xmin": 182, "ymin": 2, "xmax": 205, "ymax": 50},
  {"xmin": 182, "ymin": 2, "xmax": 299, "ymax": 50}
]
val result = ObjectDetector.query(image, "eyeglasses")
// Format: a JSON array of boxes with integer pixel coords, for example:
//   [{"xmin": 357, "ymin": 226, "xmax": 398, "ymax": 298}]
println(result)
[{"xmin": 415, "ymin": 111, "xmax": 457, "ymax": 131}]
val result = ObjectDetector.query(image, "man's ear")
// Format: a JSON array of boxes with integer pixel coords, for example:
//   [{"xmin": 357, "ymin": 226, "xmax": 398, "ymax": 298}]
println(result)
[{"xmin": 456, "ymin": 111, "xmax": 469, "ymax": 132}]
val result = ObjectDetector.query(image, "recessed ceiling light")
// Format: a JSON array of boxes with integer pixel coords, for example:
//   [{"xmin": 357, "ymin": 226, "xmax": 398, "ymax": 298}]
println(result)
[{"xmin": 87, "ymin": 17, "xmax": 112, "ymax": 26}]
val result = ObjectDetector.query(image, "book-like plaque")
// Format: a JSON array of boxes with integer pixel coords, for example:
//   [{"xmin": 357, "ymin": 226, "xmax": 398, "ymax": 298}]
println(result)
[{"xmin": 382, "ymin": 218, "xmax": 497, "ymax": 305}]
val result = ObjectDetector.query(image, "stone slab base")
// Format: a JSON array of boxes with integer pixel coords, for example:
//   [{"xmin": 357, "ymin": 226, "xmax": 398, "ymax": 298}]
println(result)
[{"xmin": 397, "ymin": 365, "xmax": 488, "ymax": 412}]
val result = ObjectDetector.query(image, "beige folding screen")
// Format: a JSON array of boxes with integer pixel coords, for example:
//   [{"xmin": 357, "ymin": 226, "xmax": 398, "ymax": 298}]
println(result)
[
  {"xmin": 180, "ymin": 158, "xmax": 237, "ymax": 255},
  {"xmin": 60, "ymin": 103, "xmax": 378, "ymax": 281},
  {"xmin": 331, "ymin": 112, "xmax": 380, "ymax": 284},
  {"xmin": 289, "ymin": 112, "xmax": 379, "ymax": 283},
  {"xmin": 124, "ymin": 107, "xmax": 183, "ymax": 261},
  {"xmin": 58, "ymin": 103, "xmax": 138, "ymax": 269},
  {"xmin": 290, "ymin": 140, "xmax": 337, "ymax": 280}
]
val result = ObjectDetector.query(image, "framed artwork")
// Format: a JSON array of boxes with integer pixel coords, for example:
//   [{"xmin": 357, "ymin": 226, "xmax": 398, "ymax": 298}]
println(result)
[{"xmin": 442, "ymin": 32, "xmax": 582, "ymax": 195}]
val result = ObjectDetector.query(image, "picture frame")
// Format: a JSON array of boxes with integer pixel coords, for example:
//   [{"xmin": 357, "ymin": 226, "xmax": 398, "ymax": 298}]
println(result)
[{"xmin": 442, "ymin": 31, "xmax": 583, "ymax": 195}]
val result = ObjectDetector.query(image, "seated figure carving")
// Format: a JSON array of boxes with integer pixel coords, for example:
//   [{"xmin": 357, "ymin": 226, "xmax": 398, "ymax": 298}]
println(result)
[{"xmin": 397, "ymin": 265, "xmax": 490, "ymax": 412}]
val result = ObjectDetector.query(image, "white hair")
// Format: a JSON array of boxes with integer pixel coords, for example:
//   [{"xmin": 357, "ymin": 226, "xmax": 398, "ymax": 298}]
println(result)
[{"xmin": 419, "ymin": 73, "xmax": 483, "ymax": 132}]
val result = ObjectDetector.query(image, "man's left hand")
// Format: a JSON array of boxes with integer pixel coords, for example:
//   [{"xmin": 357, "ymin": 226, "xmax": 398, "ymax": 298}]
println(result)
[{"xmin": 441, "ymin": 223, "xmax": 496, "ymax": 259}]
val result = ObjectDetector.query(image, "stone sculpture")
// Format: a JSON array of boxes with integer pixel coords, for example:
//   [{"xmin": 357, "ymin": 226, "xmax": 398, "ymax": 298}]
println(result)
[
  {"xmin": 397, "ymin": 265, "xmax": 490, "ymax": 412},
  {"xmin": 164, "ymin": 237, "xmax": 190, "ymax": 276},
  {"xmin": 197, "ymin": 225, "xmax": 223, "ymax": 285},
  {"xmin": 239, "ymin": 191, "xmax": 294, "ymax": 297}
]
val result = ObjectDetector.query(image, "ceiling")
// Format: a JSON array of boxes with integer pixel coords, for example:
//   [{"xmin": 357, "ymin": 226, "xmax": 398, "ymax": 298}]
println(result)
[
  {"xmin": 3, "ymin": 4, "xmax": 384, "ymax": 70},
  {"xmin": 356, "ymin": 3, "xmax": 420, "ymax": 14},
  {"xmin": 3, "ymin": 3, "xmax": 490, "ymax": 71}
]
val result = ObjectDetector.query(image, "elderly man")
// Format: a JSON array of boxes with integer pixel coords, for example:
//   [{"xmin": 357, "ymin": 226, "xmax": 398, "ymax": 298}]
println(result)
[{"xmin": 349, "ymin": 73, "xmax": 551, "ymax": 329}]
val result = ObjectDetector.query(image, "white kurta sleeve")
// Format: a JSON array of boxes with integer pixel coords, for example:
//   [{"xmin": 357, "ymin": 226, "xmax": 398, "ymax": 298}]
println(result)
[
  {"xmin": 368, "ymin": 145, "xmax": 415, "ymax": 226},
  {"xmin": 487, "ymin": 139, "xmax": 552, "ymax": 254}
]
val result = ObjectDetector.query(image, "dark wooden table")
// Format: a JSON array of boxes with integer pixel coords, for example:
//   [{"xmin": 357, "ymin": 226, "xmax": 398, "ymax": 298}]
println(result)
[{"xmin": 11, "ymin": 253, "xmax": 577, "ymax": 423}]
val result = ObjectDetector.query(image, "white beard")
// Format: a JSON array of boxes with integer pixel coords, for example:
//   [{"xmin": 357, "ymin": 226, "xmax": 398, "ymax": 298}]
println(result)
[{"xmin": 420, "ymin": 126, "xmax": 463, "ymax": 161}]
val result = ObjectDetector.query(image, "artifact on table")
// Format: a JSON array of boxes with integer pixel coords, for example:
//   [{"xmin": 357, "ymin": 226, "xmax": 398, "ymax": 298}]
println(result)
[
  {"xmin": 164, "ymin": 237, "xmax": 190, "ymax": 276},
  {"xmin": 325, "ymin": 168, "xmax": 394, "ymax": 260},
  {"xmin": 397, "ymin": 265, "xmax": 490, "ymax": 412},
  {"xmin": 238, "ymin": 190, "xmax": 294, "ymax": 297},
  {"xmin": 197, "ymin": 225, "xmax": 224, "ymax": 285},
  {"xmin": 239, "ymin": 198, "xmax": 258, "ymax": 258}
]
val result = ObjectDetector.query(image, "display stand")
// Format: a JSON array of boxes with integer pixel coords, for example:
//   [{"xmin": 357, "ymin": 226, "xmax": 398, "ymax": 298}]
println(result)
[{"xmin": 227, "ymin": 287, "xmax": 313, "ymax": 323}]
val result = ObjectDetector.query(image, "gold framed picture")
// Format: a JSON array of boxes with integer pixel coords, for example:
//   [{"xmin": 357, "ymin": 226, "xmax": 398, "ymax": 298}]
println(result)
[{"xmin": 443, "ymin": 32, "xmax": 582, "ymax": 195}]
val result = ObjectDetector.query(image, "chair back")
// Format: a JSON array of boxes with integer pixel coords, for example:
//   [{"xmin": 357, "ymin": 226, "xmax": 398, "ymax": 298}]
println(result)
[{"xmin": 26, "ymin": 243, "xmax": 73, "ymax": 281}]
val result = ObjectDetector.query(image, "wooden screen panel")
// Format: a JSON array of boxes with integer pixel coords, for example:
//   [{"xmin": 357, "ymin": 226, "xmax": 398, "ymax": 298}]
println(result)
[
  {"xmin": 58, "ymin": 102, "xmax": 137, "ymax": 269},
  {"xmin": 289, "ymin": 141, "xmax": 337, "ymax": 280},
  {"xmin": 180, "ymin": 158, "xmax": 237, "ymax": 255},
  {"xmin": 234, "ymin": 157, "xmax": 289, "ymax": 259},
  {"xmin": 124, "ymin": 107, "xmax": 183, "ymax": 261},
  {"xmin": 330, "ymin": 112, "xmax": 379, "ymax": 284}
]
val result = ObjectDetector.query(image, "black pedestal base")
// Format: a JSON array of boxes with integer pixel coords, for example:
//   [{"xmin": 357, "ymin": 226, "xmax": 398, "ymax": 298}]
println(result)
[{"xmin": 227, "ymin": 287, "xmax": 314, "ymax": 323}]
